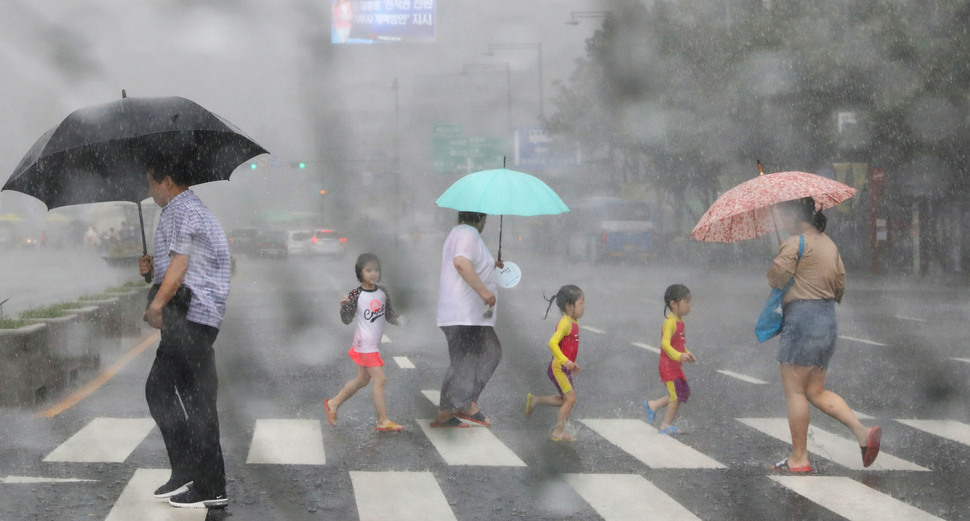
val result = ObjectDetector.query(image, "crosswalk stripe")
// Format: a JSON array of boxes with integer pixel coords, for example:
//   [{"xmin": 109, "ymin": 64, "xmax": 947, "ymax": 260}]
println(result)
[
  {"xmin": 737, "ymin": 418, "xmax": 928, "ymax": 471},
  {"xmin": 422, "ymin": 389, "xmax": 441, "ymax": 406},
  {"xmin": 840, "ymin": 335, "xmax": 887, "ymax": 346},
  {"xmin": 951, "ymin": 357, "xmax": 970, "ymax": 364},
  {"xmin": 581, "ymin": 325, "xmax": 606, "ymax": 334},
  {"xmin": 350, "ymin": 471, "xmax": 457, "ymax": 521},
  {"xmin": 246, "ymin": 419, "xmax": 326, "ymax": 465},
  {"xmin": 896, "ymin": 419, "xmax": 970, "ymax": 446},
  {"xmin": 562, "ymin": 473, "xmax": 701, "ymax": 520},
  {"xmin": 580, "ymin": 419, "xmax": 726, "ymax": 469},
  {"xmin": 894, "ymin": 314, "xmax": 927, "ymax": 322},
  {"xmin": 44, "ymin": 418, "xmax": 156, "ymax": 463},
  {"xmin": 105, "ymin": 468, "xmax": 206, "ymax": 521},
  {"xmin": 416, "ymin": 420, "xmax": 526, "ymax": 466},
  {"xmin": 716, "ymin": 370, "xmax": 768, "ymax": 384},
  {"xmin": 381, "ymin": 334, "xmax": 392, "ymax": 344},
  {"xmin": 770, "ymin": 476, "xmax": 945, "ymax": 521},
  {"xmin": 1, "ymin": 476, "xmax": 97, "ymax": 484},
  {"xmin": 632, "ymin": 342, "xmax": 661, "ymax": 354},
  {"xmin": 393, "ymin": 356, "xmax": 415, "ymax": 368}
]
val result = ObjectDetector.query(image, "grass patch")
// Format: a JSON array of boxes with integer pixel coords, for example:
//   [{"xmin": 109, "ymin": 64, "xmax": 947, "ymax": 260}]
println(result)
[
  {"xmin": 19, "ymin": 302, "xmax": 84, "ymax": 319},
  {"xmin": 78, "ymin": 294, "xmax": 111, "ymax": 301},
  {"xmin": 0, "ymin": 317, "xmax": 30, "ymax": 329}
]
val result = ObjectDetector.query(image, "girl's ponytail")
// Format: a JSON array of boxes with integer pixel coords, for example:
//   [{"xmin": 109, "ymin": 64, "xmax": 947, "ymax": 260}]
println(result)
[{"xmin": 542, "ymin": 293, "xmax": 558, "ymax": 319}]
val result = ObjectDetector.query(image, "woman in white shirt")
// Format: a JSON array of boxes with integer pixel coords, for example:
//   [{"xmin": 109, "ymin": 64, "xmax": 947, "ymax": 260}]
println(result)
[{"xmin": 432, "ymin": 212, "xmax": 501, "ymax": 428}]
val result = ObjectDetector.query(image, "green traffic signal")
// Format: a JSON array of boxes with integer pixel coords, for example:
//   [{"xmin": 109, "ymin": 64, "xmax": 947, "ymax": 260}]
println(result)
[{"xmin": 299, "ymin": 162, "xmax": 306, "ymax": 169}]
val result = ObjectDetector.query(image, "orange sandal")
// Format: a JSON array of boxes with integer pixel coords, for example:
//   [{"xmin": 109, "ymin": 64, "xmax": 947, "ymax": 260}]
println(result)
[
  {"xmin": 376, "ymin": 421, "xmax": 404, "ymax": 432},
  {"xmin": 324, "ymin": 399, "xmax": 336, "ymax": 426}
]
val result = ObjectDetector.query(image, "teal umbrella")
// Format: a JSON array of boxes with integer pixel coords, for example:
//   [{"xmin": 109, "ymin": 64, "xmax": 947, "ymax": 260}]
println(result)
[
  {"xmin": 435, "ymin": 168, "xmax": 569, "ymax": 216},
  {"xmin": 435, "ymin": 167, "xmax": 569, "ymax": 262}
]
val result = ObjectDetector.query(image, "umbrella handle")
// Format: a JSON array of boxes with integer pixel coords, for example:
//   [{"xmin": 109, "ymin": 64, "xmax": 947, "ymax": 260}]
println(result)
[
  {"xmin": 137, "ymin": 201, "xmax": 152, "ymax": 283},
  {"xmin": 496, "ymin": 215, "xmax": 504, "ymax": 268}
]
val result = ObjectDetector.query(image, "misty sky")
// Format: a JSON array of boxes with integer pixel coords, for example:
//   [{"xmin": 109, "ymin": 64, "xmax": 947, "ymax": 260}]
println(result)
[{"xmin": 1, "ymin": 0, "xmax": 608, "ymax": 231}]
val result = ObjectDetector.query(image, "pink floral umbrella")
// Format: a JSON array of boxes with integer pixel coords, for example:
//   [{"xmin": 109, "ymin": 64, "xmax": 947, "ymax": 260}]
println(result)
[{"xmin": 691, "ymin": 170, "xmax": 856, "ymax": 243}]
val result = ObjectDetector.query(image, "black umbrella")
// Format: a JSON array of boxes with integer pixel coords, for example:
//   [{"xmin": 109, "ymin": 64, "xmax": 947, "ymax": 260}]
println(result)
[{"xmin": 3, "ymin": 91, "xmax": 268, "ymax": 275}]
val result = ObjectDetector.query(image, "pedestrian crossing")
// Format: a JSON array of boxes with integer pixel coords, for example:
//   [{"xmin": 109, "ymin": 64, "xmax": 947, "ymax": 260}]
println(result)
[
  {"xmin": 738, "ymin": 418, "xmax": 928, "ymax": 471},
  {"xmin": 28, "ymin": 411, "xmax": 970, "ymax": 520}
]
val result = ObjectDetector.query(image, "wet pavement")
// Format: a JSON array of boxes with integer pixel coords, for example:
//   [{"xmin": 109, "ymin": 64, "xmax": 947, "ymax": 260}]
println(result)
[{"xmin": 1, "ymin": 239, "xmax": 969, "ymax": 520}]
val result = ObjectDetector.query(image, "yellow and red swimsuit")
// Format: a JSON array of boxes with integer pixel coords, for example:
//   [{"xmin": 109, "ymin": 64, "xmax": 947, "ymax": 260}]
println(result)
[
  {"xmin": 547, "ymin": 315, "xmax": 579, "ymax": 395},
  {"xmin": 658, "ymin": 314, "xmax": 691, "ymax": 402}
]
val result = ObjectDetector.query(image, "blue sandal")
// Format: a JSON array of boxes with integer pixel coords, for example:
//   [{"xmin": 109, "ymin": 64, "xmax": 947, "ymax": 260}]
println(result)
[
  {"xmin": 658, "ymin": 425, "xmax": 679, "ymax": 435},
  {"xmin": 644, "ymin": 401, "xmax": 657, "ymax": 424}
]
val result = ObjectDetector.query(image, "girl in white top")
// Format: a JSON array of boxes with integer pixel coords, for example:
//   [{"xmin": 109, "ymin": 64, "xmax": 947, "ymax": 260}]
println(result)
[{"xmin": 325, "ymin": 253, "xmax": 402, "ymax": 432}]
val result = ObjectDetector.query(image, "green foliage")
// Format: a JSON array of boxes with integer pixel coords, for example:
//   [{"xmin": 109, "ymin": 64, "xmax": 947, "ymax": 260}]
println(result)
[
  {"xmin": 19, "ymin": 302, "xmax": 84, "ymax": 319},
  {"xmin": 0, "ymin": 317, "xmax": 30, "ymax": 329},
  {"xmin": 548, "ymin": 0, "xmax": 970, "ymax": 229}
]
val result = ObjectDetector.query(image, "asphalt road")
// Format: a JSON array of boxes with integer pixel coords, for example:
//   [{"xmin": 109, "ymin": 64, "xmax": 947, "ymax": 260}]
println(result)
[{"xmin": 1, "ymin": 236, "xmax": 969, "ymax": 520}]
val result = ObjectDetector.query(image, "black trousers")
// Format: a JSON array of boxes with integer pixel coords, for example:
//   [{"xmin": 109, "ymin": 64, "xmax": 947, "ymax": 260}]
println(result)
[
  {"xmin": 438, "ymin": 326, "xmax": 502, "ymax": 412},
  {"xmin": 145, "ymin": 319, "xmax": 226, "ymax": 496}
]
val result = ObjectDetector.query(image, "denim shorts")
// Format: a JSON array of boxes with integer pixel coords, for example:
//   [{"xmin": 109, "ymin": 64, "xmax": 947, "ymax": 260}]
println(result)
[{"xmin": 777, "ymin": 299, "xmax": 838, "ymax": 368}]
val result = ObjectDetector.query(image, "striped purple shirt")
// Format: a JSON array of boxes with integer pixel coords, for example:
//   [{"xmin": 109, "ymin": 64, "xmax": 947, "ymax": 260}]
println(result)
[{"xmin": 152, "ymin": 190, "xmax": 231, "ymax": 328}]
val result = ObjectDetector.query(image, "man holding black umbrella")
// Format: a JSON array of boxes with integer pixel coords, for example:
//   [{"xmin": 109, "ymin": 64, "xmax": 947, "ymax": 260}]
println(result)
[{"xmin": 139, "ymin": 157, "xmax": 231, "ymax": 509}]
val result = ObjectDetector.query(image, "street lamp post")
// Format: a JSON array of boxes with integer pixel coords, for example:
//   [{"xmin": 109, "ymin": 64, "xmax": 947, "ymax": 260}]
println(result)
[{"xmin": 485, "ymin": 43, "xmax": 543, "ymax": 120}]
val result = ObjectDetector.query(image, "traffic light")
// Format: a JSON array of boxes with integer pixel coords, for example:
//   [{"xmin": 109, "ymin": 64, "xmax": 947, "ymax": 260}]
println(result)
[
  {"xmin": 320, "ymin": 189, "xmax": 326, "ymax": 195},
  {"xmin": 250, "ymin": 163, "xmax": 257, "ymax": 169}
]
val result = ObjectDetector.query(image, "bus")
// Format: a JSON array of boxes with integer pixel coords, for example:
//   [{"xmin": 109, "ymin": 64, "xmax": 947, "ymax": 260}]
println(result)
[{"xmin": 566, "ymin": 196, "xmax": 655, "ymax": 262}]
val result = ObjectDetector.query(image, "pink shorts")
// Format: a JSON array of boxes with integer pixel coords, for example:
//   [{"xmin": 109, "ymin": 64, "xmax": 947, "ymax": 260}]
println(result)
[{"xmin": 348, "ymin": 349, "xmax": 384, "ymax": 367}]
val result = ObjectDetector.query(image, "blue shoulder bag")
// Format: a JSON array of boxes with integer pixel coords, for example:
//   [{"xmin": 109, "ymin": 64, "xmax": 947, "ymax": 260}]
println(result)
[{"xmin": 755, "ymin": 235, "xmax": 804, "ymax": 343}]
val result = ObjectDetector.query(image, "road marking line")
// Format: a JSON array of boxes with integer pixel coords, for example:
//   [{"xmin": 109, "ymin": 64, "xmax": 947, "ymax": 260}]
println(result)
[
  {"xmin": 105, "ymin": 468, "xmax": 206, "ymax": 521},
  {"xmin": 839, "ymin": 335, "xmax": 887, "ymax": 346},
  {"xmin": 416, "ymin": 420, "xmax": 526, "ymax": 466},
  {"xmin": 770, "ymin": 476, "xmax": 945, "ymax": 521},
  {"xmin": 896, "ymin": 419, "xmax": 970, "ymax": 446},
  {"xmin": 36, "ymin": 330, "xmax": 161, "ymax": 418},
  {"xmin": 632, "ymin": 342, "xmax": 660, "ymax": 354},
  {"xmin": 950, "ymin": 357, "xmax": 970, "ymax": 364},
  {"xmin": 351, "ymin": 471, "xmax": 457, "ymax": 521},
  {"xmin": 43, "ymin": 417, "xmax": 156, "ymax": 463},
  {"xmin": 581, "ymin": 419, "xmax": 726, "ymax": 469},
  {"xmin": 894, "ymin": 314, "xmax": 927, "ymax": 323},
  {"xmin": 420, "ymin": 389, "xmax": 483, "ymax": 425},
  {"xmin": 853, "ymin": 410, "xmax": 875, "ymax": 420},
  {"xmin": 393, "ymin": 356, "xmax": 415, "ymax": 369},
  {"xmin": 716, "ymin": 370, "xmax": 768, "ymax": 385},
  {"xmin": 737, "ymin": 418, "xmax": 927, "ymax": 471},
  {"xmin": 563, "ymin": 473, "xmax": 701, "ymax": 520},
  {"xmin": 246, "ymin": 419, "xmax": 326, "ymax": 465},
  {"xmin": 581, "ymin": 325, "xmax": 606, "ymax": 334},
  {"xmin": 421, "ymin": 389, "xmax": 440, "ymax": 406},
  {"xmin": 381, "ymin": 334, "xmax": 392, "ymax": 344},
  {"xmin": 1, "ymin": 476, "xmax": 97, "ymax": 484}
]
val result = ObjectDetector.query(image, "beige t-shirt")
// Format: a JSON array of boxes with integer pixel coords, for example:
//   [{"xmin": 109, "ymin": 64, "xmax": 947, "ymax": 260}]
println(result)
[{"xmin": 767, "ymin": 231, "xmax": 845, "ymax": 304}]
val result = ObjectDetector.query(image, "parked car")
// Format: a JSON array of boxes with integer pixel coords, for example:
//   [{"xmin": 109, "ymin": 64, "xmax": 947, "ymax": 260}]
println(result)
[
  {"xmin": 254, "ymin": 230, "xmax": 288, "ymax": 258},
  {"xmin": 308, "ymin": 229, "xmax": 348, "ymax": 257},
  {"xmin": 285, "ymin": 230, "xmax": 314, "ymax": 255},
  {"xmin": 228, "ymin": 228, "xmax": 260, "ymax": 256}
]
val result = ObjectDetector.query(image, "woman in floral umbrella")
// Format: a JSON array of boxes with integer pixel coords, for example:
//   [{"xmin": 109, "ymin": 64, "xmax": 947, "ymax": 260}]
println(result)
[{"xmin": 768, "ymin": 197, "xmax": 882, "ymax": 472}]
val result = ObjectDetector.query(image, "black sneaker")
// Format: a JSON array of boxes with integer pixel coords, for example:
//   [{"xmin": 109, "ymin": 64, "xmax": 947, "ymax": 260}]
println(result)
[
  {"xmin": 152, "ymin": 479, "xmax": 193, "ymax": 499},
  {"xmin": 168, "ymin": 487, "xmax": 228, "ymax": 509}
]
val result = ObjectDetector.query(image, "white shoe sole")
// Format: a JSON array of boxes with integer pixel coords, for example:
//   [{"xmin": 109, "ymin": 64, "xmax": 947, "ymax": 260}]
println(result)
[{"xmin": 168, "ymin": 496, "xmax": 228, "ymax": 509}]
